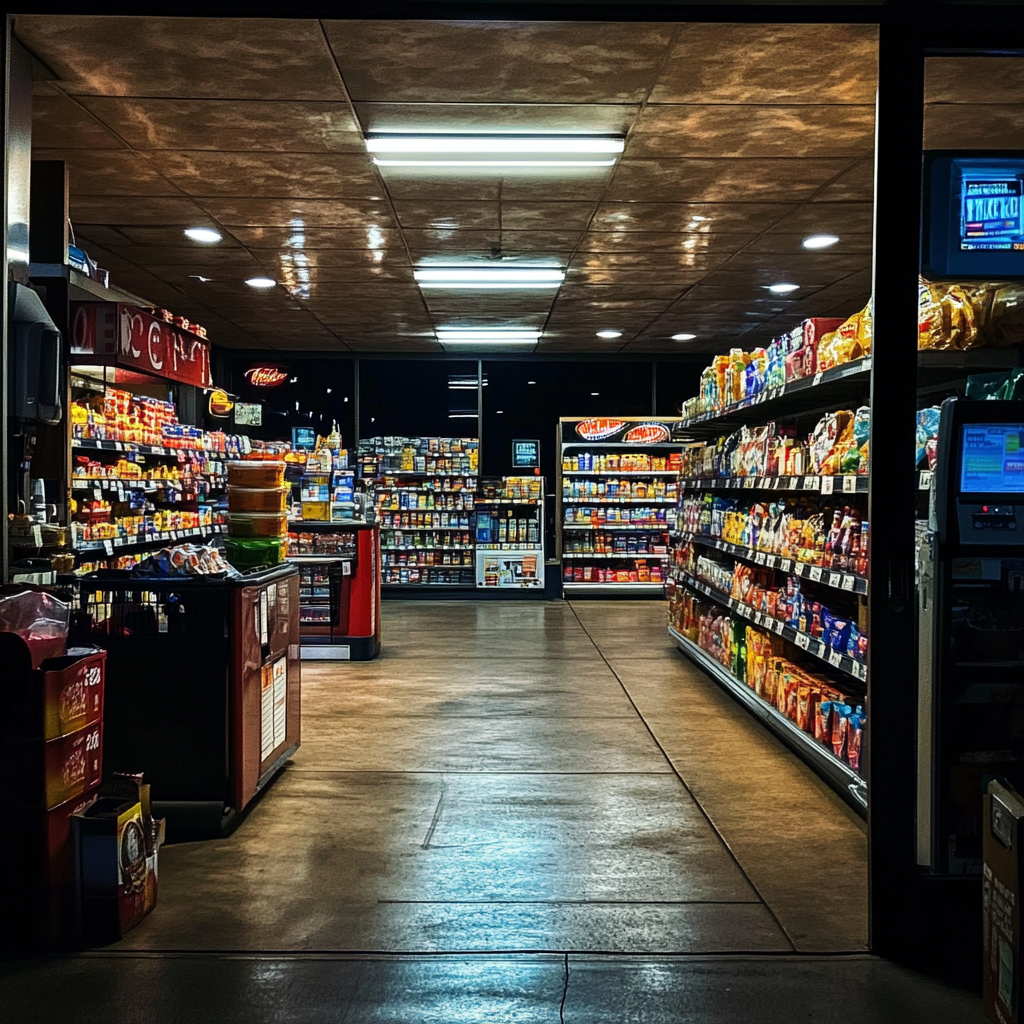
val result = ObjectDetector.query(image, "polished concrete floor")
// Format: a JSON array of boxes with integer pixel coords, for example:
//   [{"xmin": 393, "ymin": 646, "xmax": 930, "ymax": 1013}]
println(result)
[{"xmin": 2, "ymin": 600, "xmax": 983, "ymax": 1021}]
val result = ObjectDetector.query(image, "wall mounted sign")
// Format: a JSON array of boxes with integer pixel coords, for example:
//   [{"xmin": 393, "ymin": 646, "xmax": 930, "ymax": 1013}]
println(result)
[
  {"xmin": 71, "ymin": 302, "xmax": 212, "ymax": 387},
  {"xmin": 234, "ymin": 402, "xmax": 262, "ymax": 426},
  {"xmin": 208, "ymin": 388, "xmax": 234, "ymax": 418},
  {"xmin": 244, "ymin": 366, "xmax": 288, "ymax": 388},
  {"xmin": 512, "ymin": 439, "xmax": 540, "ymax": 468}
]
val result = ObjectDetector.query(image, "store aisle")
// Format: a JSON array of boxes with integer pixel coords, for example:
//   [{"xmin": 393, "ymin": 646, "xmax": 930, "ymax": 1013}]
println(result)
[{"xmin": 110, "ymin": 601, "xmax": 866, "ymax": 955}]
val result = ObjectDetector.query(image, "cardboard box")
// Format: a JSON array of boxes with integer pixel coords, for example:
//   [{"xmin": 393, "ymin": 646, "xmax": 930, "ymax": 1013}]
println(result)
[
  {"xmin": 7, "ymin": 721, "xmax": 103, "ymax": 810},
  {"xmin": 984, "ymin": 780, "xmax": 1023, "ymax": 1024},
  {"xmin": 4, "ymin": 649, "xmax": 105, "ymax": 741}
]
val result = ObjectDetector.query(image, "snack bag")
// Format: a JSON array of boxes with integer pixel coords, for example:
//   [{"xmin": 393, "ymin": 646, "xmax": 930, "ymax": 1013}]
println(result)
[
  {"xmin": 815, "ymin": 701, "xmax": 833, "ymax": 745},
  {"xmin": 918, "ymin": 279, "xmax": 948, "ymax": 350},
  {"xmin": 847, "ymin": 706, "xmax": 865, "ymax": 770},
  {"xmin": 831, "ymin": 704, "xmax": 851, "ymax": 760}
]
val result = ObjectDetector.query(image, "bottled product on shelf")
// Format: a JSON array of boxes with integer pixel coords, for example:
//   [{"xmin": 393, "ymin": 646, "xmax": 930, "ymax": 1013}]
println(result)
[
  {"xmin": 562, "ymin": 477, "xmax": 678, "ymax": 501},
  {"xmin": 667, "ymin": 586, "xmax": 865, "ymax": 775},
  {"xmin": 564, "ymin": 560, "xmax": 663, "ymax": 585},
  {"xmin": 563, "ymin": 506, "xmax": 674, "ymax": 528},
  {"xmin": 562, "ymin": 451, "xmax": 682, "ymax": 474},
  {"xmin": 681, "ymin": 307, "xmax": 872, "ymax": 422},
  {"xmin": 474, "ymin": 477, "xmax": 545, "ymax": 589},
  {"xmin": 357, "ymin": 435, "xmax": 478, "ymax": 477}
]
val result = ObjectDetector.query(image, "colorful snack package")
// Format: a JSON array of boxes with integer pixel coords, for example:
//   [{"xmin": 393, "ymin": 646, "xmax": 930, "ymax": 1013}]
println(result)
[
  {"xmin": 831, "ymin": 704, "xmax": 851, "ymax": 760},
  {"xmin": 847, "ymin": 706, "xmax": 865, "ymax": 770},
  {"xmin": 815, "ymin": 701, "xmax": 833, "ymax": 745}
]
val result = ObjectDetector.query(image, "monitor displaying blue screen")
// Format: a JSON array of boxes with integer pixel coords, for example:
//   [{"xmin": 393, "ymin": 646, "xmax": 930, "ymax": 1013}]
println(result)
[
  {"xmin": 292, "ymin": 427, "xmax": 316, "ymax": 449},
  {"xmin": 960, "ymin": 423, "xmax": 1024, "ymax": 493},
  {"xmin": 924, "ymin": 153, "xmax": 1024, "ymax": 280}
]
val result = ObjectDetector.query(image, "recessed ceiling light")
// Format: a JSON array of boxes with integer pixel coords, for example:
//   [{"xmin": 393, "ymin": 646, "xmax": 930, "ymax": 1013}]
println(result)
[
  {"xmin": 245, "ymin": 277, "xmax": 277, "ymax": 289},
  {"xmin": 802, "ymin": 234, "xmax": 840, "ymax": 250},
  {"xmin": 596, "ymin": 330, "xmax": 622, "ymax": 339},
  {"xmin": 366, "ymin": 134, "xmax": 624, "ymax": 170},
  {"xmin": 415, "ymin": 268, "xmax": 564, "ymax": 290},
  {"xmin": 671, "ymin": 333, "xmax": 697, "ymax": 341},
  {"xmin": 184, "ymin": 227, "xmax": 222, "ymax": 243},
  {"xmin": 527, "ymin": 381, "xmax": 537, "ymax": 385},
  {"xmin": 768, "ymin": 283, "xmax": 799, "ymax": 294},
  {"xmin": 591, "ymin": 392, "xmax": 600, "ymax": 396},
  {"xmin": 496, "ymin": 410, "xmax": 504, "ymax": 414}
]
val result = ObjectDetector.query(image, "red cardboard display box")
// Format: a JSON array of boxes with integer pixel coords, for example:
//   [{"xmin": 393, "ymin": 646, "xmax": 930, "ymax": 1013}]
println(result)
[{"xmin": 9, "ymin": 722, "xmax": 104, "ymax": 810}]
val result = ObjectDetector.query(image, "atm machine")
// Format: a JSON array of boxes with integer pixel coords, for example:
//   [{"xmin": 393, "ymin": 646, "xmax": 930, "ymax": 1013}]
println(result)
[{"xmin": 918, "ymin": 399, "xmax": 1024, "ymax": 884}]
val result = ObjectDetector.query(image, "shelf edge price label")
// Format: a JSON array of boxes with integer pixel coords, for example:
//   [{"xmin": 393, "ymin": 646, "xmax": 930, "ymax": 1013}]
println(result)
[
  {"xmin": 813, "ymin": 371, "xmax": 823, "ymax": 386},
  {"xmin": 842, "ymin": 574, "xmax": 856, "ymax": 592},
  {"xmin": 809, "ymin": 566, "xmax": 823, "ymax": 581},
  {"xmin": 103, "ymin": 539, "xmax": 114, "ymax": 556},
  {"xmin": 829, "ymin": 572, "xmax": 841, "ymax": 588},
  {"xmin": 857, "ymin": 663, "xmax": 868, "ymax": 681},
  {"xmin": 820, "ymin": 476, "xmax": 834, "ymax": 495},
  {"xmin": 788, "ymin": 477, "xmax": 799, "ymax": 490},
  {"xmin": 842, "ymin": 475, "xmax": 857, "ymax": 493},
  {"xmin": 796, "ymin": 633, "xmax": 811, "ymax": 650},
  {"xmin": 828, "ymin": 649, "xmax": 843, "ymax": 668}
]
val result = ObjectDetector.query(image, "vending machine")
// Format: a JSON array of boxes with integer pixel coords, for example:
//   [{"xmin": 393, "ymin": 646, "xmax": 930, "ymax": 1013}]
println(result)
[{"xmin": 917, "ymin": 398, "xmax": 1024, "ymax": 949}]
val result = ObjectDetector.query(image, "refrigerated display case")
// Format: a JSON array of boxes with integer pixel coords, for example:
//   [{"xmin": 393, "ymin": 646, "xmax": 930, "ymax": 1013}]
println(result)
[
  {"xmin": 556, "ymin": 417, "xmax": 683, "ymax": 596},
  {"xmin": 71, "ymin": 565, "xmax": 300, "ymax": 835},
  {"xmin": 475, "ymin": 476, "xmax": 544, "ymax": 590}
]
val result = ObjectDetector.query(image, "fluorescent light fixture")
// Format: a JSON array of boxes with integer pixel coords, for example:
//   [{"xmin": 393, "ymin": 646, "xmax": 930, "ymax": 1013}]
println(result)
[
  {"xmin": 527, "ymin": 381, "xmax": 537, "ymax": 385},
  {"xmin": 596, "ymin": 330, "xmax": 622, "ymax": 339},
  {"xmin": 767, "ymin": 282, "xmax": 799, "ymax": 294},
  {"xmin": 802, "ymin": 234, "xmax": 840, "ymax": 250},
  {"xmin": 367, "ymin": 134, "xmax": 624, "ymax": 169},
  {"xmin": 184, "ymin": 227, "xmax": 222, "ymax": 243},
  {"xmin": 591, "ymin": 392, "xmax": 600, "ymax": 396},
  {"xmin": 448, "ymin": 413, "xmax": 479, "ymax": 419},
  {"xmin": 437, "ymin": 329, "xmax": 542, "ymax": 346},
  {"xmin": 417, "ymin": 269, "xmax": 563, "ymax": 290},
  {"xmin": 671, "ymin": 333, "xmax": 697, "ymax": 341},
  {"xmin": 245, "ymin": 276, "xmax": 277, "ymax": 289}
]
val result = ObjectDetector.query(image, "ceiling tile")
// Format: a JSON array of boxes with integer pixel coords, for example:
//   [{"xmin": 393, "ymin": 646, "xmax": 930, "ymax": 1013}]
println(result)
[
  {"xmin": 557, "ymin": 283, "xmax": 686, "ymax": 303},
  {"xmin": 723, "ymin": 252, "xmax": 870, "ymax": 276},
  {"xmin": 392, "ymin": 201, "xmax": 499, "ymax": 231},
  {"xmin": 377, "ymin": 173, "xmax": 500, "ymax": 202},
  {"xmin": 199, "ymin": 198, "xmax": 392, "ymax": 229},
  {"xmin": 68, "ymin": 195, "xmax": 216, "ymax": 225},
  {"xmin": 764, "ymin": 202, "xmax": 874, "ymax": 235},
  {"xmin": 924, "ymin": 104, "xmax": 1024, "ymax": 151},
  {"xmin": 811, "ymin": 158, "xmax": 873, "ymax": 202},
  {"xmin": 565, "ymin": 268, "xmax": 706, "ymax": 289},
  {"xmin": 229, "ymin": 225, "xmax": 402, "ymax": 250},
  {"xmin": 254, "ymin": 249, "xmax": 411, "ymax": 269},
  {"xmin": 144, "ymin": 151, "xmax": 381, "ymax": 199},
  {"xmin": 352, "ymin": 101, "xmax": 639, "ymax": 135},
  {"xmin": 102, "ymin": 246, "xmax": 262, "ymax": 269},
  {"xmin": 569, "ymin": 251, "xmax": 725, "ymax": 271},
  {"xmin": 325, "ymin": 20, "xmax": 674, "ymax": 103},
  {"xmin": 626, "ymin": 105, "xmax": 875, "ymax": 160},
  {"xmin": 924, "ymin": 56, "xmax": 1024, "ymax": 105},
  {"xmin": 34, "ymin": 149, "xmax": 180, "ymax": 197},
  {"xmin": 743, "ymin": 233, "xmax": 872, "ymax": 255},
  {"xmin": 84, "ymin": 225, "xmax": 241, "ymax": 247},
  {"xmin": 591, "ymin": 202, "xmax": 793, "ymax": 234},
  {"xmin": 498, "ymin": 175, "xmax": 613, "ymax": 202},
  {"xmin": 32, "ymin": 93, "xmax": 127, "ymax": 149},
  {"xmin": 15, "ymin": 16, "xmax": 346, "ymax": 100},
  {"xmin": 650, "ymin": 24, "xmax": 878, "ymax": 105},
  {"xmin": 76, "ymin": 98, "xmax": 363, "ymax": 151},
  {"xmin": 606, "ymin": 158, "xmax": 854, "ymax": 203},
  {"xmin": 577, "ymin": 232, "xmax": 749, "ymax": 256},
  {"xmin": 501, "ymin": 202, "xmax": 598, "ymax": 233}
]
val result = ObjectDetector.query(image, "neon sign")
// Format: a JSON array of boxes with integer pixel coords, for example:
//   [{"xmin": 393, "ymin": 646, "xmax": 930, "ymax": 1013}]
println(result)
[{"xmin": 244, "ymin": 366, "xmax": 288, "ymax": 388}]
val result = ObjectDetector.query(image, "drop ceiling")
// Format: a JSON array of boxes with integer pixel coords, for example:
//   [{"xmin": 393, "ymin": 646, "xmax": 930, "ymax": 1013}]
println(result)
[{"xmin": 15, "ymin": 17, "xmax": 1023, "ymax": 355}]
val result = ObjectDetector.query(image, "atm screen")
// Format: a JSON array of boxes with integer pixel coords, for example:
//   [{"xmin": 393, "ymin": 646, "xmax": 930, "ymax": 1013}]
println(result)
[{"xmin": 960, "ymin": 423, "xmax": 1024, "ymax": 493}]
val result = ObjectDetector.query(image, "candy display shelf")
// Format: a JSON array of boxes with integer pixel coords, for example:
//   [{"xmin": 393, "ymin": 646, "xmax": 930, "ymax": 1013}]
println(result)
[
  {"xmin": 564, "ymin": 582, "xmax": 665, "ymax": 595},
  {"xmin": 669, "ymin": 567, "xmax": 867, "ymax": 683},
  {"xmin": 74, "ymin": 524, "xmax": 224, "ymax": 553},
  {"xmin": 668, "ymin": 625, "xmax": 867, "ymax": 812},
  {"xmin": 674, "ymin": 531, "xmax": 869, "ymax": 597}
]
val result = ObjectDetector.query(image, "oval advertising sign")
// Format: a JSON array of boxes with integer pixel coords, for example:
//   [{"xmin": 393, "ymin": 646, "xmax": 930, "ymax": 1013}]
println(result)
[
  {"xmin": 623, "ymin": 423, "xmax": 671, "ymax": 444},
  {"xmin": 244, "ymin": 366, "xmax": 288, "ymax": 388},
  {"xmin": 575, "ymin": 418, "xmax": 627, "ymax": 441}
]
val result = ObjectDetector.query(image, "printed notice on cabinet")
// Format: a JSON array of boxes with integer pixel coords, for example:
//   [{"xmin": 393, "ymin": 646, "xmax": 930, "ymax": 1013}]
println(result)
[
  {"xmin": 261, "ymin": 664, "xmax": 275, "ymax": 761},
  {"xmin": 272, "ymin": 656, "xmax": 287, "ymax": 751}
]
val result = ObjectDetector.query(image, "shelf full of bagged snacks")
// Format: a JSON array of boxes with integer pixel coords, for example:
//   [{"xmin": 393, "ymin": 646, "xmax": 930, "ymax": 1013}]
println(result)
[
  {"xmin": 667, "ymin": 585, "xmax": 866, "ymax": 812},
  {"xmin": 357, "ymin": 436, "xmax": 479, "ymax": 587},
  {"xmin": 556, "ymin": 417, "xmax": 684, "ymax": 595},
  {"xmin": 678, "ymin": 309, "xmax": 873, "ymax": 436}
]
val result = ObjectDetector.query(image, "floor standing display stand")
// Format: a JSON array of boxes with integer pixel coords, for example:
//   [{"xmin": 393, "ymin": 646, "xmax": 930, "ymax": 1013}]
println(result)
[
  {"xmin": 73, "ymin": 564, "xmax": 300, "ymax": 836},
  {"xmin": 474, "ymin": 477, "xmax": 545, "ymax": 591}
]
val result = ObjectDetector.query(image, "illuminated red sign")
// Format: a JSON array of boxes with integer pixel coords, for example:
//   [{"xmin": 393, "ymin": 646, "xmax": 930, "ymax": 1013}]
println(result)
[
  {"xmin": 623, "ymin": 423, "xmax": 671, "ymax": 444},
  {"xmin": 71, "ymin": 302, "xmax": 212, "ymax": 387},
  {"xmin": 575, "ymin": 418, "xmax": 626, "ymax": 441},
  {"xmin": 244, "ymin": 366, "xmax": 288, "ymax": 388}
]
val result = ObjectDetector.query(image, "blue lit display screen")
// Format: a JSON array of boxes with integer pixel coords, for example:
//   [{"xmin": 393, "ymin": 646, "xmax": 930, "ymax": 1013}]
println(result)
[
  {"xmin": 960, "ymin": 170, "xmax": 1024, "ymax": 252},
  {"xmin": 960, "ymin": 423, "xmax": 1024, "ymax": 493}
]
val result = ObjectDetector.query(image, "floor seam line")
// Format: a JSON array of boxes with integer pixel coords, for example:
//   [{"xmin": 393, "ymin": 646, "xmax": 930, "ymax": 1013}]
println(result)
[{"xmin": 567, "ymin": 602, "xmax": 800, "ymax": 955}]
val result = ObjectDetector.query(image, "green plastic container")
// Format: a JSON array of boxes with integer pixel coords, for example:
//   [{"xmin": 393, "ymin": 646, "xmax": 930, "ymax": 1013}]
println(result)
[{"xmin": 225, "ymin": 535, "xmax": 284, "ymax": 570}]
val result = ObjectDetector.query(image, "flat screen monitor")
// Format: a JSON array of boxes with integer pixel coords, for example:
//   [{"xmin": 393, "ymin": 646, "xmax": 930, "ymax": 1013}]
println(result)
[
  {"xmin": 292, "ymin": 427, "xmax": 316, "ymax": 449},
  {"xmin": 924, "ymin": 152, "xmax": 1024, "ymax": 280},
  {"xmin": 959, "ymin": 423, "xmax": 1024, "ymax": 494}
]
